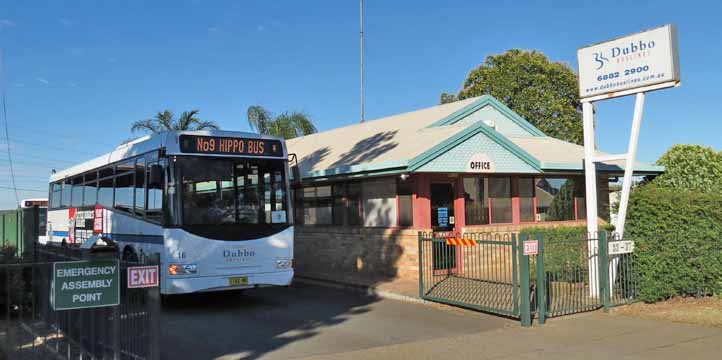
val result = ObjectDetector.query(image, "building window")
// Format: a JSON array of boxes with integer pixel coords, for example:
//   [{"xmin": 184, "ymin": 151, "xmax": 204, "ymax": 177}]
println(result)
[
  {"xmin": 535, "ymin": 178, "xmax": 584, "ymax": 221},
  {"xmin": 489, "ymin": 177, "xmax": 512, "ymax": 223},
  {"xmin": 301, "ymin": 185, "xmax": 333, "ymax": 225},
  {"xmin": 463, "ymin": 177, "xmax": 488, "ymax": 225},
  {"xmin": 363, "ymin": 178, "xmax": 397, "ymax": 227},
  {"xmin": 519, "ymin": 178, "xmax": 535, "ymax": 222},
  {"xmin": 397, "ymin": 178, "xmax": 414, "ymax": 227}
]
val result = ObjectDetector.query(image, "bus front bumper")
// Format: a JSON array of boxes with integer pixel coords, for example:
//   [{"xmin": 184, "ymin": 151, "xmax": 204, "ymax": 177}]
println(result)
[{"xmin": 163, "ymin": 269, "xmax": 294, "ymax": 295}]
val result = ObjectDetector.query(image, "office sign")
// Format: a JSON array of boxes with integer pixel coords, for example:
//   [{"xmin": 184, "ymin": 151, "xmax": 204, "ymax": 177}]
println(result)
[
  {"xmin": 51, "ymin": 260, "xmax": 120, "ymax": 310},
  {"xmin": 577, "ymin": 24, "xmax": 680, "ymax": 100},
  {"xmin": 179, "ymin": 135, "xmax": 283, "ymax": 157},
  {"xmin": 466, "ymin": 153, "xmax": 495, "ymax": 173}
]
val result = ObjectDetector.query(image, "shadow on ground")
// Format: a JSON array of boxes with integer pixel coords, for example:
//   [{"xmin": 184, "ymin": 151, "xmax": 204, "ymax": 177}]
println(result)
[{"xmin": 160, "ymin": 283, "xmax": 378, "ymax": 360}]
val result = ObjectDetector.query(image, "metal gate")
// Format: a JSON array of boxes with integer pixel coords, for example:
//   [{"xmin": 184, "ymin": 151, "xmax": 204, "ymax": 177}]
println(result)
[
  {"xmin": 0, "ymin": 244, "xmax": 160, "ymax": 359},
  {"xmin": 419, "ymin": 231, "xmax": 638, "ymax": 326},
  {"xmin": 418, "ymin": 232, "xmax": 521, "ymax": 319}
]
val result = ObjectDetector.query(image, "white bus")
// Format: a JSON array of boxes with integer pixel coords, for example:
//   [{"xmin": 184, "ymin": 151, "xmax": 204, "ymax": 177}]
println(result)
[{"xmin": 46, "ymin": 130, "xmax": 294, "ymax": 295}]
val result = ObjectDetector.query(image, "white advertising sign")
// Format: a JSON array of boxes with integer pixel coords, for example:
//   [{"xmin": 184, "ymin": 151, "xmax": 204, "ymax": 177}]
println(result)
[
  {"xmin": 577, "ymin": 24, "xmax": 680, "ymax": 100},
  {"xmin": 465, "ymin": 153, "xmax": 494, "ymax": 173}
]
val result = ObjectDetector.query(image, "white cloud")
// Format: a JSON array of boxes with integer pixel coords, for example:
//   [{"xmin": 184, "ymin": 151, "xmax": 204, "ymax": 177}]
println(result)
[
  {"xmin": 208, "ymin": 25, "xmax": 221, "ymax": 33},
  {"xmin": 59, "ymin": 18, "xmax": 72, "ymax": 26},
  {"xmin": 66, "ymin": 81, "xmax": 78, "ymax": 88},
  {"xmin": 35, "ymin": 77, "xmax": 49, "ymax": 85},
  {"xmin": 0, "ymin": 19, "xmax": 15, "ymax": 29}
]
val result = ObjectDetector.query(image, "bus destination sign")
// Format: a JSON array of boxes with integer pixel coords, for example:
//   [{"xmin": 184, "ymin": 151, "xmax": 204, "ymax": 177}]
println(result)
[{"xmin": 179, "ymin": 135, "xmax": 284, "ymax": 157}]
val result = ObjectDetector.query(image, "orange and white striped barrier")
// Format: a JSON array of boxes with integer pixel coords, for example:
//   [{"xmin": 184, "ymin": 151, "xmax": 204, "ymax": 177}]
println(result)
[{"xmin": 445, "ymin": 238, "xmax": 476, "ymax": 246}]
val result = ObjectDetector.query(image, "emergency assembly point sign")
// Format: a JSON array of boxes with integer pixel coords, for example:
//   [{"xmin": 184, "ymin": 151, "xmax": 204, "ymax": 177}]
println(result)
[{"xmin": 51, "ymin": 260, "xmax": 120, "ymax": 310}]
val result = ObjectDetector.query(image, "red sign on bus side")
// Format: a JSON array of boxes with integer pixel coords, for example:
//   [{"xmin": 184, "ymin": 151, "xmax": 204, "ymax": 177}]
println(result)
[
  {"xmin": 93, "ymin": 205, "xmax": 103, "ymax": 234},
  {"xmin": 127, "ymin": 266, "xmax": 159, "ymax": 288}
]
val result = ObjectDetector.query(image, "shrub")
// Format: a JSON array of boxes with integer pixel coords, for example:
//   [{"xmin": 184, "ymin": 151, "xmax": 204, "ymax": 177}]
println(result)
[
  {"xmin": 653, "ymin": 144, "xmax": 722, "ymax": 193},
  {"xmin": 522, "ymin": 226, "xmax": 589, "ymax": 278},
  {"xmin": 625, "ymin": 185, "xmax": 722, "ymax": 302}
]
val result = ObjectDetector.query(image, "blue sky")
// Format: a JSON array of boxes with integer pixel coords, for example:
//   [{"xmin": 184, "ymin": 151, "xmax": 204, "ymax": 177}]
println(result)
[{"xmin": 0, "ymin": 0, "xmax": 719, "ymax": 208}]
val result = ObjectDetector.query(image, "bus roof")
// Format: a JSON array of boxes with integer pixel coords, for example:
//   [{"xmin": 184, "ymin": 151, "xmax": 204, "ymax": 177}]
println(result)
[{"xmin": 49, "ymin": 130, "xmax": 286, "ymax": 183}]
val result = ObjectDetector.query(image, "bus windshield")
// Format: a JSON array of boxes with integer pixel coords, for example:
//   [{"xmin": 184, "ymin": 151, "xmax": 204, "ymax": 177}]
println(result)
[{"xmin": 179, "ymin": 157, "xmax": 288, "ymax": 226}]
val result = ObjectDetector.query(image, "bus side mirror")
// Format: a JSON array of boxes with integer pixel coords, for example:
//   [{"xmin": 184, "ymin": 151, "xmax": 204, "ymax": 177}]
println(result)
[
  {"xmin": 149, "ymin": 165, "xmax": 164, "ymax": 187},
  {"xmin": 291, "ymin": 165, "xmax": 301, "ymax": 186}
]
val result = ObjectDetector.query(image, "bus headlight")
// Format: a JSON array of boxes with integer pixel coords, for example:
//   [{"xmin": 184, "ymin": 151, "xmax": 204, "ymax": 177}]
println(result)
[
  {"xmin": 276, "ymin": 258, "xmax": 293, "ymax": 269},
  {"xmin": 169, "ymin": 263, "xmax": 198, "ymax": 275}
]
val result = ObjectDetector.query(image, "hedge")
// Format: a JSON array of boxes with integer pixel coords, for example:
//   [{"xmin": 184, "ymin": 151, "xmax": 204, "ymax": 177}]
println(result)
[{"xmin": 625, "ymin": 185, "xmax": 722, "ymax": 302}]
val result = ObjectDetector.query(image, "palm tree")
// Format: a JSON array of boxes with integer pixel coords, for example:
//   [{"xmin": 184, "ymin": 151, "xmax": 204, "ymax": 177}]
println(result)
[
  {"xmin": 247, "ymin": 106, "xmax": 317, "ymax": 139},
  {"xmin": 131, "ymin": 109, "xmax": 220, "ymax": 134}
]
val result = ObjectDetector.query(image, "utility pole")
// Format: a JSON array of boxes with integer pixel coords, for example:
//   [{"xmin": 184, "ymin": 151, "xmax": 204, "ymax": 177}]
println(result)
[{"xmin": 359, "ymin": 0, "xmax": 365, "ymax": 123}]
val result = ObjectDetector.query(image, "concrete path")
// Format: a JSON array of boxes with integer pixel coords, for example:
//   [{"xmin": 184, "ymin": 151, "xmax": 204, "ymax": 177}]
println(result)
[
  {"xmin": 161, "ymin": 282, "xmax": 511, "ymax": 360},
  {"xmin": 304, "ymin": 312, "xmax": 722, "ymax": 360}
]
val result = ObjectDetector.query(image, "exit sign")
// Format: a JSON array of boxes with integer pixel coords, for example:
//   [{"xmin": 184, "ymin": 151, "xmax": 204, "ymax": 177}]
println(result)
[
  {"xmin": 127, "ymin": 266, "xmax": 159, "ymax": 288},
  {"xmin": 523, "ymin": 240, "xmax": 538, "ymax": 256}
]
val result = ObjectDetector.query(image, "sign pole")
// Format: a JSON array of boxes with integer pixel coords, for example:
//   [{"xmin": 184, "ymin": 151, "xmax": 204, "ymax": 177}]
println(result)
[
  {"xmin": 608, "ymin": 92, "xmax": 645, "ymax": 295},
  {"xmin": 615, "ymin": 92, "xmax": 645, "ymax": 239},
  {"xmin": 582, "ymin": 100, "xmax": 599, "ymax": 297}
]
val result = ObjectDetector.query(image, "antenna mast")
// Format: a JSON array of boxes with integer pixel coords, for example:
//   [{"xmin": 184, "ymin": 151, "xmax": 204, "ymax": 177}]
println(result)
[{"xmin": 359, "ymin": 0, "xmax": 365, "ymax": 123}]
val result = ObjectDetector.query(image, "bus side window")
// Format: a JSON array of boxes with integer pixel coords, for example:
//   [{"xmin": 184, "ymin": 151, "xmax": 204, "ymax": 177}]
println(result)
[
  {"xmin": 61, "ymin": 179, "xmax": 72, "ymax": 208},
  {"xmin": 71, "ymin": 175, "xmax": 84, "ymax": 207},
  {"xmin": 50, "ymin": 182, "xmax": 61, "ymax": 209},
  {"xmin": 146, "ymin": 160, "xmax": 164, "ymax": 223},
  {"xmin": 135, "ymin": 157, "xmax": 146, "ymax": 217},
  {"xmin": 83, "ymin": 171, "xmax": 98, "ymax": 206}
]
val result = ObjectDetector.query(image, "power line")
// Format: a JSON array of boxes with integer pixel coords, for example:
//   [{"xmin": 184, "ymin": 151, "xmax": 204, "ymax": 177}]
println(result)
[
  {"xmin": 8, "ymin": 123, "xmax": 120, "ymax": 148},
  {"xmin": 0, "ymin": 50, "xmax": 19, "ymax": 206},
  {"xmin": 0, "ymin": 185, "xmax": 46, "ymax": 193},
  {"xmin": 0, "ymin": 137, "xmax": 102, "ymax": 157}
]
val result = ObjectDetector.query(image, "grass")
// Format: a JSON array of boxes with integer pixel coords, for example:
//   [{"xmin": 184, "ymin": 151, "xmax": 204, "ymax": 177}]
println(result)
[{"xmin": 612, "ymin": 296, "xmax": 722, "ymax": 328}]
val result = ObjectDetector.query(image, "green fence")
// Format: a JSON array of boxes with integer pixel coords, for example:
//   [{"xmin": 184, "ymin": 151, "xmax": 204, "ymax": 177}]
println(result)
[{"xmin": 419, "ymin": 231, "xmax": 638, "ymax": 326}]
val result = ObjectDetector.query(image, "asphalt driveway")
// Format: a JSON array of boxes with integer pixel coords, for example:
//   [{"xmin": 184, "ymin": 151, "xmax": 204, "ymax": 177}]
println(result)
[{"xmin": 160, "ymin": 282, "xmax": 510, "ymax": 360}]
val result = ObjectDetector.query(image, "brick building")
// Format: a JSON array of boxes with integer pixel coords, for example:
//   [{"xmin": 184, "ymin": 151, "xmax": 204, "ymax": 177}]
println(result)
[{"xmin": 286, "ymin": 95, "xmax": 662, "ymax": 287}]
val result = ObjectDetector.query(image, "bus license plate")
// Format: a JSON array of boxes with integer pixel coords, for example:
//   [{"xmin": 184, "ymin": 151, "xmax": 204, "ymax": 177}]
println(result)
[{"xmin": 229, "ymin": 276, "xmax": 248, "ymax": 286}]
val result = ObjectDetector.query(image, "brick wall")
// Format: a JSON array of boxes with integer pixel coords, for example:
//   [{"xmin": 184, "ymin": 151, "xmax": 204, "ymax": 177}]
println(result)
[
  {"xmin": 294, "ymin": 226, "xmax": 423, "ymax": 285},
  {"xmin": 294, "ymin": 219, "xmax": 608, "ymax": 286}
]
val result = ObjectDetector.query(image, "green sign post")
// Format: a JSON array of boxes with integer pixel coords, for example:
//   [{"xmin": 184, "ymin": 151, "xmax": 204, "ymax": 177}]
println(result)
[{"xmin": 51, "ymin": 259, "xmax": 120, "ymax": 310}]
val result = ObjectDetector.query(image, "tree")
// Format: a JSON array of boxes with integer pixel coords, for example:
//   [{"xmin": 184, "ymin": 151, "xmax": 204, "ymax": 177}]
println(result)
[
  {"xmin": 442, "ymin": 49, "xmax": 583, "ymax": 144},
  {"xmin": 246, "ymin": 106, "xmax": 317, "ymax": 139},
  {"xmin": 131, "ymin": 109, "xmax": 219, "ymax": 134},
  {"xmin": 652, "ymin": 144, "xmax": 722, "ymax": 193}
]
